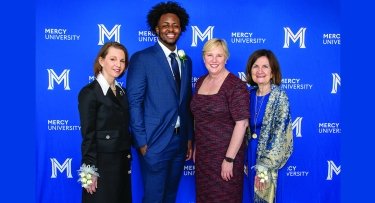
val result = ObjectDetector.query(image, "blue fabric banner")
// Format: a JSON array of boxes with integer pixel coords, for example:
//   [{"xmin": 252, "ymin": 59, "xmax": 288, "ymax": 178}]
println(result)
[{"xmin": 36, "ymin": 0, "xmax": 340, "ymax": 202}]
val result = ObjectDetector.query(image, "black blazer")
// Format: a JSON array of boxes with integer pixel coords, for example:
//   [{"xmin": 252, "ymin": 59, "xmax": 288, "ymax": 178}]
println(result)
[{"xmin": 78, "ymin": 80, "xmax": 131, "ymax": 166}]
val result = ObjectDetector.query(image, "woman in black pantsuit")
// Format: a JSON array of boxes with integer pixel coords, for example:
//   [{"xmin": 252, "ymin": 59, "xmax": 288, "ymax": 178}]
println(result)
[{"xmin": 78, "ymin": 41, "xmax": 132, "ymax": 203}]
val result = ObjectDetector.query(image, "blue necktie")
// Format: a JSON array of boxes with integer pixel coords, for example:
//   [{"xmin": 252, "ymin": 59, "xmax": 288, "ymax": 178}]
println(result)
[{"xmin": 169, "ymin": 53, "xmax": 181, "ymax": 92}]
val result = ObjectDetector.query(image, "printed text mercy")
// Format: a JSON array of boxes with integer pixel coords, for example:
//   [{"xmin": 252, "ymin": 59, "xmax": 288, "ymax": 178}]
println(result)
[
  {"xmin": 318, "ymin": 123, "xmax": 341, "ymax": 133},
  {"xmin": 231, "ymin": 32, "xmax": 266, "ymax": 44},
  {"xmin": 45, "ymin": 28, "xmax": 80, "ymax": 40},
  {"xmin": 281, "ymin": 78, "xmax": 313, "ymax": 90},
  {"xmin": 323, "ymin": 33, "xmax": 340, "ymax": 45},
  {"xmin": 48, "ymin": 120, "xmax": 81, "ymax": 131}
]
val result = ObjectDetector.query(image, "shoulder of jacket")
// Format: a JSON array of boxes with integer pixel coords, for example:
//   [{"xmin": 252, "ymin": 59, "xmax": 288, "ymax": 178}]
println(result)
[{"xmin": 79, "ymin": 80, "xmax": 99, "ymax": 96}]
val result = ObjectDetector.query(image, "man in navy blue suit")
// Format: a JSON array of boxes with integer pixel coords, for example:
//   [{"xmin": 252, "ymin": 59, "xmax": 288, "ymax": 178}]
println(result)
[{"xmin": 126, "ymin": 1, "xmax": 193, "ymax": 203}]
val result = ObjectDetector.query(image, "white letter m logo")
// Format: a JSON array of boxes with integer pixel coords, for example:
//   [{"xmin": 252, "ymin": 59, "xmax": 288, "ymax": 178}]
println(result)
[
  {"xmin": 191, "ymin": 26, "xmax": 214, "ymax": 47},
  {"xmin": 98, "ymin": 24, "xmax": 121, "ymax": 45},
  {"xmin": 283, "ymin": 27, "xmax": 306, "ymax": 48},
  {"xmin": 47, "ymin": 69, "xmax": 70, "ymax": 90},
  {"xmin": 326, "ymin": 160, "xmax": 341, "ymax": 180},
  {"xmin": 292, "ymin": 117, "xmax": 303, "ymax": 137},
  {"xmin": 50, "ymin": 158, "xmax": 73, "ymax": 178},
  {"xmin": 331, "ymin": 73, "xmax": 341, "ymax": 94}
]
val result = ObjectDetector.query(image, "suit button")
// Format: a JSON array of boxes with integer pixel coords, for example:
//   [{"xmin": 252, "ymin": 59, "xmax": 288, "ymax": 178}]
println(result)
[
  {"xmin": 128, "ymin": 170, "xmax": 131, "ymax": 174},
  {"xmin": 106, "ymin": 135, "xmax": 110, "ymax": 139},
  {"xmin": 127, "ymin": 154, "xmax": 131, "ymax": 159}
]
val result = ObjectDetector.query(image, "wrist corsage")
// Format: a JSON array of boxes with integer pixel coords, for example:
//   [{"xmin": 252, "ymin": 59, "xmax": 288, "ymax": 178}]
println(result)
[
  {"xmin": 77, "ymin": 163, "xmax": 99, "ymax": 188},
  {"xmin": 257, "ymin": 169, "xmax": 269, "ymax": 183},
  {"xmin": 177, "ymin": 49, "xmax": 187, "ymax": 62}
]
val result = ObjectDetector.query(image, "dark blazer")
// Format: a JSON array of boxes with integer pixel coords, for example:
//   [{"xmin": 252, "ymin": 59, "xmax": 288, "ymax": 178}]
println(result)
[
  {"xmin": 126, "ymin": 43, "xmax": 193, "ymax": 153},
  {"xmin": 78, "ymin": 80, "xmax": 131, "ymax": 166}
]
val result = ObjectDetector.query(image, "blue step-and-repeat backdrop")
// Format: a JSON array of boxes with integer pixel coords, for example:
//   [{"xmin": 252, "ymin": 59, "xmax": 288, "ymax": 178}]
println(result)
[{"xmin": 36, "ymin": 0, "xmax": 340, "ymax": 202}]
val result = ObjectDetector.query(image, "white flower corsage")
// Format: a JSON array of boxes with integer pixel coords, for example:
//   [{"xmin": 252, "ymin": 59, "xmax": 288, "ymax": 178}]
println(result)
[
  {"xmin": 177, "ymin": 49, "xmax": 187, "ymax": 61},
  {"xmin": 77, "ymin": 164, "xmax": 99, "ymax": 188},
  {"xmin": 255, "ymin": 165, "xmax": 270, "ymax": 184},
  {"xmin": 257, "ymin": 169, "xmax": 269, "ymax": 183}
]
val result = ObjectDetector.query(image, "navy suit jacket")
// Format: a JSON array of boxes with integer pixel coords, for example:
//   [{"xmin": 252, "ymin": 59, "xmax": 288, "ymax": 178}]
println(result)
[{"xmin": 126, "ymin": 43, "xmax": 193, "ymax": 153}]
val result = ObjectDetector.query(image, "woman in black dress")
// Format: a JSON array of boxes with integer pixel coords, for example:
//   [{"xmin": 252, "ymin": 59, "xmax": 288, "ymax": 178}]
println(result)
[{"xmin": 77, "ymin": 41, "xmax": 132, "ymax": 203}]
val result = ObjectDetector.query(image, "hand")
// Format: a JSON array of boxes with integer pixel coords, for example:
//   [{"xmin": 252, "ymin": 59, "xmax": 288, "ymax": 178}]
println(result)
[
  {"xmin": 139, "ymin": 145, "xmax": 147, "ymax": 156},
  {"xmin": 221, "ymin": 159, "xmax": 233, "ymax": 181},
  {"xmin": 186, "ymin": 140, "xmax": 192, "ymax": 160},
  {"xmin": 85, "ymin": 175, "xmax": 98, "ymax": 194}
]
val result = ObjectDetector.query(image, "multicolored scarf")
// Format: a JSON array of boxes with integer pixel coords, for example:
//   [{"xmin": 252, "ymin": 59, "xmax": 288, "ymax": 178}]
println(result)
[{"xmin": 254, "ymin": 84, "xmax": 294, "ymax": 203}]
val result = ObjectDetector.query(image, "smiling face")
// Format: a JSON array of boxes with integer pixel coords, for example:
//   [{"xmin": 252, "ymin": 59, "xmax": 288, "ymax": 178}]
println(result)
[
  {"xmin": 203, "ymin": 44, "xmax": 227, "ymax": 75},
  {"xmin": 99, "ymin": 47, "xmax": 126, "ymax": 81},
  {"xmin": 251, "ymin": 56, "xmax": 273, "ymax": 87},
  {"xmin": 155, "ymin": 13, "xmax": 181, "ymax": 51}
]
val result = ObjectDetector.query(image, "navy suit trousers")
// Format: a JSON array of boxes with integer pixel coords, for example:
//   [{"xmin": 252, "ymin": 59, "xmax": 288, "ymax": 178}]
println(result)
[{"xmin": 139, "ymin": 133, "xmax": 186, "ymax": 203}]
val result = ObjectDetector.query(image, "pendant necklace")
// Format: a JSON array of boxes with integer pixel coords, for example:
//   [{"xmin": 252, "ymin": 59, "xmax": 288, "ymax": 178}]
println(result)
[{"xmin": 252, "ymin": 93, "xmax": 265, "ymax": 139}]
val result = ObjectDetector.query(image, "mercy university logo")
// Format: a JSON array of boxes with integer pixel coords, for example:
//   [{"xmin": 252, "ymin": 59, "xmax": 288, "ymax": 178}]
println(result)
[
  {"xmin": 292, "ymin": 117, "xmax": 303, "ymax": 137},
  {"xmin": 98, "ymin": 24, "xmax": 121, "ymax": 45},
  {"xmin": 50, "ymin": 158, "xmax": 73, "ymax": 178},
  {"xmin": 283, "ymin": 27, "xmax": 306, "ymax": 48},
  {"xmin": 331, "ymin": 73, "xmax": 341, "ymax": 94},
  {"xmin": 191, "ymin": 26, "xmax": 215, "ymax": 47},
  {"xmin": 47, "ymin": 69, "xmax": 70, "ymax": 90},
  {"xmin": 326, "ymin": 160, "xmax": 341, "ymax": 180}
]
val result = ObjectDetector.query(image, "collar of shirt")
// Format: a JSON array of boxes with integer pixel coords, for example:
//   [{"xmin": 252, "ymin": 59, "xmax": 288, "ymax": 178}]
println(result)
[
  {"xmin": 157, "ymin": 39, "xmax": 178, "ymax": 60},
  {"xmin": 96, "ymin": 72, "xmax": 119, "ymax": 95},
  {"xmin": 157, "ymin": 39, "xmax": 181, "ymax": 76}
]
